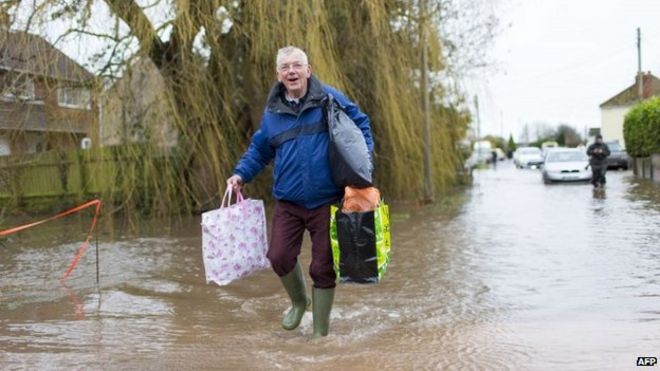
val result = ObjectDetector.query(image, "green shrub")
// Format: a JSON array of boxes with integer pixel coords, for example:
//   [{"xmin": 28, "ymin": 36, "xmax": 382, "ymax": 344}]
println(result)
[{"xmin": 624, "ymin": 97, "xmax": 660, "ymax": 157}]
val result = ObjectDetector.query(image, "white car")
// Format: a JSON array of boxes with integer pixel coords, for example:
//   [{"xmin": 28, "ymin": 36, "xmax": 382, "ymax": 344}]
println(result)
[
  {"xmin": 541, "ymin": 148, "xmax": 591, "ymax": 184},
  {"xmin": 466, "ymin": 147, "xmax": 493, "ymax": 167},
  {"xmin": 514, "ymin": 147, "xmax": 544, "ymax": 168},
  {"xmin": 494, "ymin": 148, "xmax": 506, "ymax": 161}
]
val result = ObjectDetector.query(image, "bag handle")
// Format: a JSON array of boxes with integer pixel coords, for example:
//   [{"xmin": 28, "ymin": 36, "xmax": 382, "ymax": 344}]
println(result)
[{"xmin": 221, "ymin": 187, "xmax": 244, "ymax": 208}]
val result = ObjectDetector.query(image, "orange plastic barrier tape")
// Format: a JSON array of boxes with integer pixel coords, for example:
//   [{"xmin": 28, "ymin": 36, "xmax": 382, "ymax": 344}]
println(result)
[{"xmin": 0, "ymin": 199, "xmax": 102, "ymax": 281}]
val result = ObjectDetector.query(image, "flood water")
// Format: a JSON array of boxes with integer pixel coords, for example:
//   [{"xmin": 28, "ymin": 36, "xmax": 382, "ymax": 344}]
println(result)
[{"xmin": 2, "ymin": 162, "xmax": 660, "ymax": 370}]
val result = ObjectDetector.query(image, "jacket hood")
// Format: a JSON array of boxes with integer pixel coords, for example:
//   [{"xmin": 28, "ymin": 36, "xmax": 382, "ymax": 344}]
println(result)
[{"xmin": 266, "ymin": 75, "xmax": 327, "ymax": 114}]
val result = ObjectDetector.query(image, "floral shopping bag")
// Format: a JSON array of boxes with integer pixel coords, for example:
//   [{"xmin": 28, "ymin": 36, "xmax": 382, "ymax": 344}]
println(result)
[{"xmin": 201, "ymin": 188, "xmax": 270, "ymax": 286}]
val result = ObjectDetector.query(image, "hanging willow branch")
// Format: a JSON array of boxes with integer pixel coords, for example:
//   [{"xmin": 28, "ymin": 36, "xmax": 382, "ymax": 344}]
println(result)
[{"xmin": 3, "ymin": 0, "xmax": 476, "ymax": 216}]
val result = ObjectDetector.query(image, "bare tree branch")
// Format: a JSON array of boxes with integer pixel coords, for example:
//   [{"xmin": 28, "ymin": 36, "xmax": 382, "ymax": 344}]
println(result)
[
  {"xmin": 103, "ymin": 0, "xmax": 165, "ymax": 66},
  {"xmin": 53, "ymin": 28, "xmax": 120, "ymax": 44}
]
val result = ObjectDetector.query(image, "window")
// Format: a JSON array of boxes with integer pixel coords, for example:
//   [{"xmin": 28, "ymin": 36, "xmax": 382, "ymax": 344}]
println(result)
[
  {"xmin": 58, "ymin": 87, "xmax": 91, "ymax": 109},
  {"xmin": 547, "ymin": 151, "xmax": 587, "ymax": 162},
  {"xmin": 606, "ymin": 142, "xmax": 621, "ymax": 151},
  {"xmin": 0, "ymin": 136, "xmax": 10, "ymax": 156},
  {"xmin": 2, "ymin": 75, "xmax": 35, "ymax": 101}
]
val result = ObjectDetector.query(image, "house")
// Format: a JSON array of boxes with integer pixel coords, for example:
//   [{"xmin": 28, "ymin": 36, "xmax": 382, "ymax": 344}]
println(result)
[
  {"xmin": 599, "ymin": 72, "xmax": 660, "ymax": 148},
  {"xmin": 99, "ymin": 58, "xmax": 177, "ymax": 148},
  {"xmin": 0, "ymin": 30, "xmax": 97, "ymax": 156}
]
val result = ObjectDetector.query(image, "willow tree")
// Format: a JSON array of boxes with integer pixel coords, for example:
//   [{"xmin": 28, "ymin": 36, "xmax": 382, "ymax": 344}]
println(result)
[{"xmin": 4, "ymin": 0, "xmax": 478, "ymax": 215}]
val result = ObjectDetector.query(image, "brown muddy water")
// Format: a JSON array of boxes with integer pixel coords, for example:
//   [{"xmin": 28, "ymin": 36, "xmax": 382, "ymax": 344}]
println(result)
[{"xmin": 1, "ymin": 162, "xmax": 660, "ymax": 370}]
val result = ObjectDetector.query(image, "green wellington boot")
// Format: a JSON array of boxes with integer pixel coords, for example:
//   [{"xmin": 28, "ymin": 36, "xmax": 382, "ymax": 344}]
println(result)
[
  {"xmin": 312, "ymin": 287, "xmax": 335, "ymax": 338},
  {"xmin": 280, "ymin": 262, "xmax": 311, "ymax": 330}
]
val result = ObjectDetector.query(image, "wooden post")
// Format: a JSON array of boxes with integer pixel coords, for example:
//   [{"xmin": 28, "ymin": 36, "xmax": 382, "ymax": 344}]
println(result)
[
  {"xmin": 78, "ymin": 149, "xmax": 87, "ymax": 199},
  {"xmin": 420, "ymin": 0, "xmax": 434, "ymax": 203}
]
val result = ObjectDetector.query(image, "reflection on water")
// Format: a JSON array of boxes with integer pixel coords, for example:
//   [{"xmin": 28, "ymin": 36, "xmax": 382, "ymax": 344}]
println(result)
[{"xmin": 1, "ymin": 162, "xmax": 659, "ymax": 370}]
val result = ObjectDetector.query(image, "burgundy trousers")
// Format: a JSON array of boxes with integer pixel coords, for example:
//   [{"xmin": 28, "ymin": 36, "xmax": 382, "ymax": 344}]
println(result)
[{"xmin": 267, "ymin": 201, "xmax": 336, "ymax": 289}]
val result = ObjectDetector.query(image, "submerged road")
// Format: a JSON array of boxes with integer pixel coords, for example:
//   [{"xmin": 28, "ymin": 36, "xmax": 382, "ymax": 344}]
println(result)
[{"xmin": 1, "ymin": 162, "xmax": 659, "ymax": 370}]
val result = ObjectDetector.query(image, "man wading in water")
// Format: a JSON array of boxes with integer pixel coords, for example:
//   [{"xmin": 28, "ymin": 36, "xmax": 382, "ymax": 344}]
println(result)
[
  {"xmin": 227, "ymin": 46, "xmax": 374, "ymax": 337},
  {"xmin": 586, "ymin": 135, "xmax": 610, "ymax": 188}
]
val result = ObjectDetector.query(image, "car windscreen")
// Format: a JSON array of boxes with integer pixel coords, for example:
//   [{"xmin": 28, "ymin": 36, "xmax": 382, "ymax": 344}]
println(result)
[
  {"xmin": 607, "ymin": 142, "xmax": 621, "ymax": 151},
  {"xmin": 546, "ymin": 151, "xmax": 587, "ymax": 162},
  {"xmin": 520, "ymin": 148, "xmax": 541, "ymax": 154}
]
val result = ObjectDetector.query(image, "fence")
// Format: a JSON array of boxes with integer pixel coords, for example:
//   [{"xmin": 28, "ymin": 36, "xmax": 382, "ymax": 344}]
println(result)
[
  {"xmin": 0, "ymin": 146, "xmax": 177, "ymax": 212},
  {"xmin": 632, "ymin": 154, "xmax": 660, "ymax": 182}
]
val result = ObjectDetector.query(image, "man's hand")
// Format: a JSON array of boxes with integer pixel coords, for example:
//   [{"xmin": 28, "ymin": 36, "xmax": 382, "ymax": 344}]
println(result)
[{"xmin": 227, "ymin": 174, "xmax": 244, "ymax": 192}]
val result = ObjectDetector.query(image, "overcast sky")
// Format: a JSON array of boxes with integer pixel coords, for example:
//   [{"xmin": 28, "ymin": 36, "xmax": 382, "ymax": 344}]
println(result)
[
  {"xmin": 467, "ymin": 0, "xmax": 660, "ymax": 140},
  {"xmin": 26, "ymin": 0, "xmax": 660, "ymax": 142}
]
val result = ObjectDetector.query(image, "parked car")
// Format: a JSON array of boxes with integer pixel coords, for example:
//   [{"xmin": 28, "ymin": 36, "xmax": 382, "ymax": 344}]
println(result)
[
  {"xmin": 605, "ymin": 141, "xmax": 631, "ymax": 170},
  {"xmin": 541, "ymin": 148, "xmax": 591, "ymax": 184},
  {"xmin": 541, "ymin": 141, "xmax": 559, "ymax": 156},
  {"xmin": 494, "ymin": 148, "xmax": 506, "ymax": 161},
  {"xmin": 466, "ymin": 147, "xmax": 493, "ymax": 167},
  {"xmin": 514, "ymin": 147, "xmax": 544, "ymax": 168}
]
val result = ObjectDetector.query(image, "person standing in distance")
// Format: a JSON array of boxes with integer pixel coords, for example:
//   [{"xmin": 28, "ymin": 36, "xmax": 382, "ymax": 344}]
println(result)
[
  {"xmin": 586, "ymin": 134, "xmax": 610, "ymax": 188},
  {"xmin": 226, "ymin": 46, "xmax": 374, "ymax": 337}
]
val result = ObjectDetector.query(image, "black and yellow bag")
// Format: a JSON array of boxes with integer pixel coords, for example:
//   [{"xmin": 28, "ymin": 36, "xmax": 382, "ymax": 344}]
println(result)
[{"xmin": 329, "ymin": 201, "xmax": 391, "ymax": 283}]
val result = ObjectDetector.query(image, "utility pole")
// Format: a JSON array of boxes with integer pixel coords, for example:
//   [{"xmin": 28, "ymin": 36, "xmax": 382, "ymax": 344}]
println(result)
[
  {"xmin": 474, "ymin": 95, "xmax": 481, "ymax": 143},
  {"xmin": 500, "ymin": 110, "xmax": 504, "ymax": 140},
  {"xmin": 637, "ymin": 27, "xmax": 643, "ymax": 99},
  {"xmin": 420, "ymin": 0, "xmax": 434, "ymax": 203}
]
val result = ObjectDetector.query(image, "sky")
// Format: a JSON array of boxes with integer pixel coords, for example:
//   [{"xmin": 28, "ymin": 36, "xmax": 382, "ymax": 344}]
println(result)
[
  {"xmin": 466, "ymin": 0, "xmax": 660, "ymax": 141},
  {"xmin": 15, "ymin": 0, "xmax": 660, "ymax": 143}
]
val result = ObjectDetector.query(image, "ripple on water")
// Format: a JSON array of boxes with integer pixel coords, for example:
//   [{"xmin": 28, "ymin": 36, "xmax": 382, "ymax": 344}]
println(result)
[{"xmin": 2, "ymin": 166, "xmax": 660, "ymax": 369}]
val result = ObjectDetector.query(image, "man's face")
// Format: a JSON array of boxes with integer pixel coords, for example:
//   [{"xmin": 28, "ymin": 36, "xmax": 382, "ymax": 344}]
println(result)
[
  {"xmin": 596, "ymin": 137, "xmax": 603, "ymax": 144},
  {"xmin": 276, "ymin": 52, "xmax": 311, "ymax": 98}
]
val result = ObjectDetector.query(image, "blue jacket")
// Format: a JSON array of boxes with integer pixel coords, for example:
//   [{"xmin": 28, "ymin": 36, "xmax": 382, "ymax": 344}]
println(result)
[{"xmin": 234, "ymin": 76, "xmax": 374, "ymax": 209}]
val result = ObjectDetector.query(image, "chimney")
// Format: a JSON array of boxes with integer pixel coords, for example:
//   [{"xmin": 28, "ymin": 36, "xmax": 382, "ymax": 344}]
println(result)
[{"xmin": 642, "ymin": 71, "xmax": 653, "ymax": 99}]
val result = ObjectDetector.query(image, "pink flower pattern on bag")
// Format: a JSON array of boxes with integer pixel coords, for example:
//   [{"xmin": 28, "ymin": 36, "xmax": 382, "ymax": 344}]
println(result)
[{"xmin": 201, "ymin": 190, "xmax": 270, "ymax": 286}]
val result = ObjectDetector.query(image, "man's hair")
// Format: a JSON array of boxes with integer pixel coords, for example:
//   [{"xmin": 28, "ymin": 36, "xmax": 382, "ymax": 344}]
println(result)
[
  {"xmin": 276, "ymin": 46, "xmax": 309, "ymax": 68},
  {"xmin": 596, "ymin": 134, "xmax": 603, "ymax": 140}
]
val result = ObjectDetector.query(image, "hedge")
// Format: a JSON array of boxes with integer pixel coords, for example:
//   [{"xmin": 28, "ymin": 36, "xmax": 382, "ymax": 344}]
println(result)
[{"xmin": 623, "ymin": 97, "xmax": 660, "ymax": 157}]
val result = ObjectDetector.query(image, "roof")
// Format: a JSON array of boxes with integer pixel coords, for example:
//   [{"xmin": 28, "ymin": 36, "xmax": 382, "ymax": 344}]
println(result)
[
  {"xmin": 0, "ymin": 30, "xmax": 94, "ymax": 83},
  {"xmin": 600, "ymin": 72, "xmax": 660, "ymax": 108}
]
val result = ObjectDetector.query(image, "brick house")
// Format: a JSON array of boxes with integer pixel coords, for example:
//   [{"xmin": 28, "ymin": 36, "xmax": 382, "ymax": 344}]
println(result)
[
  {"xmin": 600, "ymin": 72, "xmax": 660, "ymax": 148},
  {"xmin": 0, "ymin": 30, "xmax": 97, "ymax": 156},
  {"xmin": 99, "ymin": 58, "xmax": 177, "ymax": 147}
]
